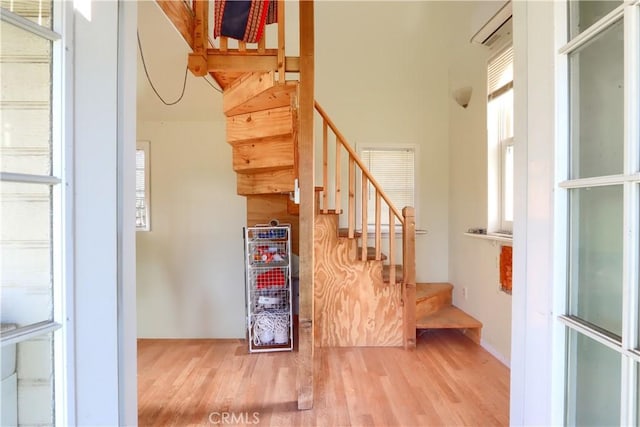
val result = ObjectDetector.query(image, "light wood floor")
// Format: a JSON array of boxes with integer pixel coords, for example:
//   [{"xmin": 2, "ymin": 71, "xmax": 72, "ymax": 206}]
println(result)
[{"xmin": 138, "ymin": 330, "xmax": 510, "ymax": 426}]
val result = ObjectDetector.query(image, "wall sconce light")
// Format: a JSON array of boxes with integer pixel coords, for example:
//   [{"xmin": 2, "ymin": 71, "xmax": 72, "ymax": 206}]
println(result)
[{"xmin": 453, "ymin": 86, "xmax": 473, "ymax": 109}]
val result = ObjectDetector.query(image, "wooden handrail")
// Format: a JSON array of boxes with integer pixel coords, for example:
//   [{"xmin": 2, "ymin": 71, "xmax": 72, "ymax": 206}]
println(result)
[{"xmin": 314, "ymin": 101, "xmax": 405, "ymax": 224}]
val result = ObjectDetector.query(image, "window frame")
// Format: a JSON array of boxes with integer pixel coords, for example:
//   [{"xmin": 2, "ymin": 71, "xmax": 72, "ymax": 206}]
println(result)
[
  {"xmin": 0, "ymin": 1, "xmax": 74, "ymax": 425},
  {"xmin": 487, "ymin": 44, "xmax": 514, "ymax": 236}
]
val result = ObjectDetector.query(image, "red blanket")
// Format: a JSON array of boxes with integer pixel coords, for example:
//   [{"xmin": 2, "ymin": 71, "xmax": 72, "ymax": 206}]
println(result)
[{"xmin": 214, "ymin": 0, "xmax": 278, "ymax": 43}]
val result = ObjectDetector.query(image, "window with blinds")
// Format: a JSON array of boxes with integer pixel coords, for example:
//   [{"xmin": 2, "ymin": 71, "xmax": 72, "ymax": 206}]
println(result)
[
  {"xmin": 136, "ymin": 141, "xmax": 150, "ymax": 231},
  {"xmin": 488, "ymin": 46, "xmax": 513, "ymax": 100},
  {"xmin": 487, "ymin": 44, "xmax": 514, "ymax": 234},
  {"xmin": 359, "ymin": 146, "xmax": 415, "ymax": 227}
]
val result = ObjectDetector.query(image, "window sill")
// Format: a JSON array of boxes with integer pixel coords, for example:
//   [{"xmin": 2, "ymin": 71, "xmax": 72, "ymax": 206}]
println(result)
[{"xmin": 464, "ymin": 232, "xmax": 512, "ymax": 244}]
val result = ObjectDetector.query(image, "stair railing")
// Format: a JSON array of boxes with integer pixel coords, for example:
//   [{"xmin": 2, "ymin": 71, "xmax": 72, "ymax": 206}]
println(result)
[
  {"xmin": 314, "ymin": 102, "xmax": 416, "ymax": 348},
  {"xmin": 200, "ymin": 0, "xmax": 286, "ymax": 82}
]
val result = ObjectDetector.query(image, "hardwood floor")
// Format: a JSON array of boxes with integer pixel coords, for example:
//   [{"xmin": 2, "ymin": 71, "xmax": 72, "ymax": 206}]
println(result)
[{"xmin": 138, "ymin": 330, "xmax": 510, "ymax": 426}]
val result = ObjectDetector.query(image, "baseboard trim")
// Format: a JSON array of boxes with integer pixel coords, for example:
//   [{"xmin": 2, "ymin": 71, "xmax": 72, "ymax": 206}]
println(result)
[{"xmin": 480, "ymin": 339, "xmax": 510, "ymax": 368}]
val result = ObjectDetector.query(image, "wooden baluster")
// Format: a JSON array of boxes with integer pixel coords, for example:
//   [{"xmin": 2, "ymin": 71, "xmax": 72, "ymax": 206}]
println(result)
[
  {"xmin": 335, "ymin": 137, "xmax": 341, "ymax": 215},
  {"xmin": 348, "ymin": 156, "xmax": 355, "ymax": 239},
  {"xmin": 239, "ymin": 41, "xmax": 247, "ymax": 52},
  {"xmin": 388, "ymin": 211, "xmax": 396, "ymax": 285},
  {"xmin": 402, "ymin": 207, "xmax": 416, "ymax": 350},
  {"xmin": 361, "ymin": 174, "xmax": 368, "ymax": 261},
  {"xmin": 375, "ymin": 192, "xmax": 381, "ymax": 260},
  {"xmin": 277, "ymin": 0, "xmax": 285, "ymax": 82},
  {"xmin": 220, "ymin": 36, "xmax": 228, "ymax": 53},
  {"xmin": 258, "ymin": 34, "xmax": 266, "ymax": 53},
  {"xmin": 322, "ymin": 120, "xmax": 328, "ymax": 214}
]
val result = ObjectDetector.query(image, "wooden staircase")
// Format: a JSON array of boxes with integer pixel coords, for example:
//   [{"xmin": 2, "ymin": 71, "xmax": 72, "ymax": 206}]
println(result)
[
  {"xmin": 416, "ymin": 283, "xmax": 482, "ymax": 344},
  {"xmin": 223, "ymin": 71, "xmax": 298, "ymax": 195},
  {"xmin": 158, "ymin": 0, "xmax": 482, "ymax": 409}
]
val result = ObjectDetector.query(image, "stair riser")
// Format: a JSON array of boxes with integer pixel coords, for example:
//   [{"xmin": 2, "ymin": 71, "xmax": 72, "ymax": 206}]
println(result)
[
  {"xmin": 223, "ymin": 71, "xmax": 275, "ymax": 115},
  {"xmin": 226, "ymin": 106, "xmax": 294, "ymax": 143},
  {"xmin": 237, "ymin": 168, "xmax": 295, "ymax": 195},
  {"xmin": 416, "ymin": 292, "xmax": 452, "ymax": 319},
  {"xmin": 232, "ymin": 136, "xmax": 295, "ymax": 173}
]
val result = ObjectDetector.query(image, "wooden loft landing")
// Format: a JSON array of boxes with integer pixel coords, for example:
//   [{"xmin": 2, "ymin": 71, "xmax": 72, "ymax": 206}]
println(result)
[
  {"xmin": 208, "ymin": 54, "xmax": 300, "ymax": 90},
  {"xmin": 156, "ymin": 0, "xmax": 300, "ymax": 91}
]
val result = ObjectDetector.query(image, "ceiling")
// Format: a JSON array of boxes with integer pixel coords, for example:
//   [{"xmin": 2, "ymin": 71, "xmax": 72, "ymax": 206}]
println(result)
[{"xmin": 136, "ymin": 1, "xmax": 224, "ymax": 122}]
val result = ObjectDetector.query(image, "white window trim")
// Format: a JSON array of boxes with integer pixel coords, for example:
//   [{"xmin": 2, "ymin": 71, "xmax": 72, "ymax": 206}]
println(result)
[
  {"xmin": 487, "ymin": 45, "xmax": 514, "ymax": 236},
  {"xmin": 136, "ymin": 140, "xmax": 151, "ymax": 231},
  {"xmin": 356, "ymin": 142, "xmax": 418, "ymax": 233}
]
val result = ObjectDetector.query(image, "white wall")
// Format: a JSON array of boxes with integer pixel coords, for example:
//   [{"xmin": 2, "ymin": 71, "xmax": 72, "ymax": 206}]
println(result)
[
  {"xmin": 314, "ymin": 1, "xmax": 451, "ymax": 282},
  {"xmin": 447, "ymin": 1, "xmax": 512, "ymax": 365},
  {"xmin": 136, "ymin": 120, "xmax": 247, "ymax": 338}
]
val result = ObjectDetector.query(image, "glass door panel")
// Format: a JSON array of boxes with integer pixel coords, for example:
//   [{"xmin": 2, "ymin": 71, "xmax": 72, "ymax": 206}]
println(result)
[
  {"xmin": 565, "ymin": 329, "xmax": 621, "ymax": 426},
  {"xmin": 568, "ymin": 185, "xmax": 623, "ymax": 337},
  {"xmin": 569, "ymin": 20, "xmax": 624, "ymax": 179},
  {"xmin": 568, "ymin": 0, "xmax": 623, "ymax": 38}
]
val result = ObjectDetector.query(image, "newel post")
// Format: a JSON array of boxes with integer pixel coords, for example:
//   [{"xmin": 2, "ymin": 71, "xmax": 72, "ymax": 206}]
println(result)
[{"xmin": 402, "ymin": 206, "xmax": 416, "ymax": 349}]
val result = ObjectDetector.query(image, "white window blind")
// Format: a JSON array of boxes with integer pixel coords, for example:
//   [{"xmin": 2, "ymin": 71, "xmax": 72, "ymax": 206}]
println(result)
[
  {"xmin": 488, "ymin": 46, "xmax": 513, "ymax": 100},
  {"xmin": 360, "ymin": 147, "xmax": 415, "ymax": 226},
  {"xmin": 136, "ymin": 141, "xmax": 150, "ymax": 230}
]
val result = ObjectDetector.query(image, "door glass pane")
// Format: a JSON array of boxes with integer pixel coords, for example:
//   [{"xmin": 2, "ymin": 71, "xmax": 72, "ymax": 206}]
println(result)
[
  {"xmin": 565, "ymin": 329, "xmax": 621, "ymax": 427},
  {"xmin": 0, "ymin": 182, "xmax": 53, "ymax": 325},
  {"xmin": 0, "ymin": 331, "xmax": 54, "ymax": 426},
  {"xmin": 569, "ymin": 20, "xmax": 624, "ymax": 179},
  {"xmin": 0, "ymin": 21, "xmax": 52, "ymax": 176},
  {"xmin": 569, "ymin": 186, "xmax": 622, "ymax": 337},
  {"xmin": 0, "ymin": 0, "xmax": 53, "ymax": 28},
  {"xmin": 568, "ymin": 0, "xmax": 623, "ymax": 39}
]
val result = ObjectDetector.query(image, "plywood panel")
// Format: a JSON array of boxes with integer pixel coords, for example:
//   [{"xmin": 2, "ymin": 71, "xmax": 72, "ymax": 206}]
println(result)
[
  {"xmin": 314, "ymin": 214, "xmax": 403, "ymax": 347},
  {"xmin": 236, "ymin": 167, "xmax": 295, "ymax": 195},
  {"xmin": 247, "ymin": 194, "xmax": 299, "ymax": 255},
  {"xmin": 232, "ymin": 136, "xmax": 294, "ymax": 173},
  {"xmin": 227, "ymin": 106, "xmax": 293, "ymax": 143}
]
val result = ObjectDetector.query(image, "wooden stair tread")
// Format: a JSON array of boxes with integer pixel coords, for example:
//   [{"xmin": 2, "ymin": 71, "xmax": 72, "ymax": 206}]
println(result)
[
  {"xmin": 357, "ymin": 247, "xmax": 387, "ymax": 261},
  {"xmin": 382, "ymin": 264, "xmax": 403, "ymax": 283},
  {"xmin": 416, "ymin": 283, "xmax": 453, "ymax": 302},
  {"xmin": 338, "ymin": 228, "xmax": 362, "ymax": 238},
  {"xmin": 416, "ymin": 306, "xmax": 482, "ymax": 330},
  {"xmin": 415, "ymin": 283, "xmax": 453, "ymax": 318}
]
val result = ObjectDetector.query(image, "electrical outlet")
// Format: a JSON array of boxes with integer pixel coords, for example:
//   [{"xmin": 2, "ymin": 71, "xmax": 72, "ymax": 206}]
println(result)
[{"xmin": 462, "ymin": 287, "xmax": 468, "ymax": 299}]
